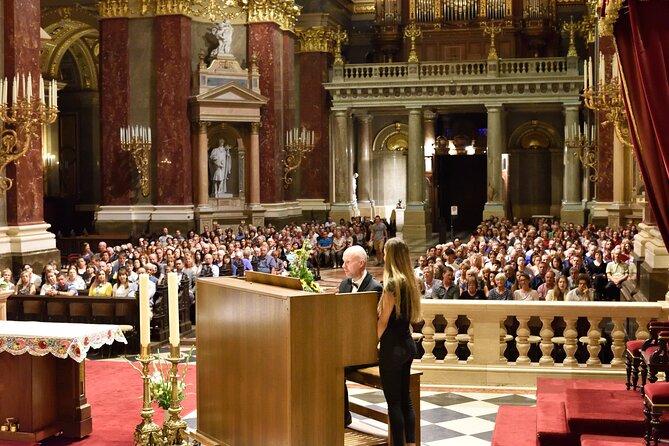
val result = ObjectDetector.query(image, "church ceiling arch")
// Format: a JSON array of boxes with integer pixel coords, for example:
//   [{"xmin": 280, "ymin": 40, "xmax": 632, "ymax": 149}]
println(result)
[
  {"xmin": 41, "ymin": 10, "xmax": 99, "ymax": 89},
  {"xmin": 507, "ymin": 120, "xmax": 560, "ymax": 151}
]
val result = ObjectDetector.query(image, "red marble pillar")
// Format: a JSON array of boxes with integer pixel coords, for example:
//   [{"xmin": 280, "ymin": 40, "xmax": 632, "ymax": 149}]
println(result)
[
  {"xmin": 3, "ymin": 0, "xmax": 43, "ymax": 225},
  {"xmin": 282, "ymin": 30, "xmax": 296, "ymax": 199},
  {"xmin": 248, "ymin": 22, "xmax": 284, "ymax": 203},
  {"xmin": 99, "ymin": 18, "xmax": 132, "ymax": 205},
  {"xmin": 298, "ymin": 52, "xmax": 330, "ymax": 201},
  {"xmin": 596, "ymin": 36, "xmax": 615, "ymax": 202},
  {"xmin": 154, "ymin": 15, "xmax": 192, "ymax": 205}
]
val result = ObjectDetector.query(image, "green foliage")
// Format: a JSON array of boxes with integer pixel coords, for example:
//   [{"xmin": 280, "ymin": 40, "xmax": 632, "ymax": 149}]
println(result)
[{"xmin": 288, "ymin": 242, "xmax": 322, "ymax": 293}]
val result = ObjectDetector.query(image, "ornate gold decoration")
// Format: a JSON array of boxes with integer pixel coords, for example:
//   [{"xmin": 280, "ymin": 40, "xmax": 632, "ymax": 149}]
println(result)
[
  {"xmin": 600, "ymin": 0, "xmax": 624, "ymax": 37},
  {"xmin": 566, "ymin": 128, "xmax": 599, "ymax": 182},
  {"xmin": 562, "ymin": 17, "xmax": 579, "ymax": 57},
  {"xmin": 578, "ymin": 0, "xmax": 598, "ymax": 44},
  {"xmin": 247, "ymin": 0, "xmax": 301, "ymax": 32},
  {"xmin": 98, "ymin": 0, "xmax": 129, "ymax": 18},
  {"xmin": 583, "ymin": 78, "xmax": 633, "ymax": 149},
  {"xmin": 0, "ymin": 75, "xmax": 59, "ymax": 191},
  {"xmin": 134, "ymin": 350, "xmax": 164, "ymax": 446},
  {"xmin": 331, "ymin": 27, "xmax": 348, "ymax": 65},
  {"xmin": 404, "ymin": 22, "xmax": 422, "ymax": 63},
  {"xmin": 162, "ymin": 346, "xmax": 188, "ymax": 446},
  {"xmin": 383, "ymin": 123, "xmax": 409, "ymax": 152},
  {"xmin": 353, "ymin": 2, "xmax": 376, "ymax": 14},
  {"xmin": 139, "ymin": 0, "xmax": 248, "ymax": 21},
  {"xmin": 295, "ymin": 26, "xmax": 333, "ymax": 53},
  {"xmin": 283, "ymin": 127, "xmax": 314, "ymax": 188},
  {"xmin": 481, "ymin": 21, "xmax": 502, "ymax": 60},
  {"xmin": 120, "ymin": 125, "xmax": 152, "ymax": 197}
]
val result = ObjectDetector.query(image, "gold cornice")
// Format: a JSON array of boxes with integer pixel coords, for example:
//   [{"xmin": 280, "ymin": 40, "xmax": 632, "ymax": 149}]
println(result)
[
  {"xmin": 247, "ymin": 0, "xmax": 301, "ymax": 32},
  {"xmin": 98, "ymin": 0, "xmax": 130, "ymax": 18},
  {"xmin": 295, "ymin": 26, "xmax": 333, "ymax": 53},
  {"xmin": 353, "ymin": 2, "xmax": 376, "ymax": 14}
]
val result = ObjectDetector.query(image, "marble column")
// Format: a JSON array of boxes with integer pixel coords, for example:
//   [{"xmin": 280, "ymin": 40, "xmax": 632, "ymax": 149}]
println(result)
[
  {"xmin": 634, "ymin": 204, "xmax": 669, "ymax": 301},
  {"xmin": 561, "ymin": 103, "xmax": 584, "ymax": 224},
  {"xmin": 606, "ymin": 132, "xmax": 631, "ymax": 228},
  {"xmin": 298, "ymin": 51, "xmax": 330, "ymax": 202},
  {"xmin": 194, "ymin": 122, "xmax": 209, "ymax": 209},
  {"xmin": 596, "ymin": 36, "xmax": 615, "ymax": 203},
  {"xmin": 99, "ymin": 17, "xmax": 132, "ymax": 206},
  {"xmin": 357, "ymin": 113, "xmax": 373, "ymax": 217},
  {"xmin": 154, "ymin": 15, "xmax": 192, "ymax": 208},
  {"xmin": 330, "ymin": 109, "xmax": 352, "ymax": 222},
  {"xmin": 483, "ymin": 104, "xmax": 506, "ymax": 218},
  {"xmin": 248, "ymin": 22, "xmax": 284, "ymax": 203},
  {"xmin": 404, "ymin": 107, "xmax": 428, "ymax": 252},
  {"xmin": 1, "ymin": 0, "xmax": 58, "ymax": 270}
]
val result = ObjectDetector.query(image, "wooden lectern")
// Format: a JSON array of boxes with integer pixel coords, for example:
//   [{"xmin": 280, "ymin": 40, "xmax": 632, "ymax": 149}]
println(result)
[{"xmin": 195, "ymin": 274, "xmax": 379, "ymax": 446}]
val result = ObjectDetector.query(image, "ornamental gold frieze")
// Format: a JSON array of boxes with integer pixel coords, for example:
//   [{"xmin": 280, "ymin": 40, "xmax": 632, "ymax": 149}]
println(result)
[
  {"xmin": 98, "ymin": 0, "xmax": 130, "ymax": 18},
  {"xmin": 353, "ymin": 2, "xmax": 376, "ymax": 14},
  {"xmin": 247, "ymin": 0, "xmax": 301, "ymax": 31},
  {"xmin": 296, "ymin": 26, "xmax": 334, "ymax": 53}
]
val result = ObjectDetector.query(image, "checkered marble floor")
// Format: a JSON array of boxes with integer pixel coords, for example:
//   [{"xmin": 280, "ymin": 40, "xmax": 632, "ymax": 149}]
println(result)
[
  {"xmin": 347, "ymin": 385, "xmax": 536, "ymax": 446},
  {"xmin": 178, "ymin": 385, "xmax": 536, "ymax": 446}
]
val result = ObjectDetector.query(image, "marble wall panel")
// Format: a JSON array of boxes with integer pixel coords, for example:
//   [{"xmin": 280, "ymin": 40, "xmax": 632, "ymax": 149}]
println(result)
[
  {"xmin": 99, "ymin": 18, "xmax": 132, "ymax": 206},
  {"xmin": 596, "ymin": 36, "xmax": 615, "ymax": 202},
  {"xmin": 154, "ymin": 15, "xmax": 192, "ymax": 205},
  {"xmin": 3, "ymin": 0, "xmax": 44, "ymax": 225},
  {"xmin": 248, "ymin": 22, "xmax": 284, "ymax": 203},
  {"xmin": 298, "ymin": 52, "xmax": 330, "ymax": 201}
]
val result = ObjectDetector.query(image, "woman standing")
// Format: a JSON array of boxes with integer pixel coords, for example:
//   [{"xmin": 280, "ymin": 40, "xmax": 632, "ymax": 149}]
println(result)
[{"xmin": 377, "ymin": 238, "xmax": 421, "ymax": 446}]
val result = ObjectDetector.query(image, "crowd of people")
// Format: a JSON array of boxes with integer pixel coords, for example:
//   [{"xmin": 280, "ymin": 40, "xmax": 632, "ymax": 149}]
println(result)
[
  {"xmin": 0, "ymin": 216, "xmax": 637, "ymax": 303},
  {"xmin": 415, "ymin": 218, "xmax": 637, "ymax": 302},
  {"xmin": 0, "ymin": 216, "xmax": 393, "ymax": 301}
]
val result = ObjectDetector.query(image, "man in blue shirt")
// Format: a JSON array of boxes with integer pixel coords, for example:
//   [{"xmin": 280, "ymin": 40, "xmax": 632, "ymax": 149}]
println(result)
[
  {"xmin": 256, "ymin": 245, "xmax": 277, "ymax": 273},
  {"xmin": 316, "ymin": 230, "xmax": 334, "ymax": 268}
]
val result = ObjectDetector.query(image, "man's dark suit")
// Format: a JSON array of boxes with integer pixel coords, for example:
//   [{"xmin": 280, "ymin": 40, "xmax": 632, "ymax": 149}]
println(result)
[{"xmin": 339, "ymin": 272, "xmax": 383, "ymax": 426}]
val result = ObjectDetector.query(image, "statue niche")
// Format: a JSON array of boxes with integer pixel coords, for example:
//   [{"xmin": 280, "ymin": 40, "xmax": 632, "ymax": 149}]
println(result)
[{"xmin": 209, "ymin": 139, "xmax": 233, "ymax": 198}]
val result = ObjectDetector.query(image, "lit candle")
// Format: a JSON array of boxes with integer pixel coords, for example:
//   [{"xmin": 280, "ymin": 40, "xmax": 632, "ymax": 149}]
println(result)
[
  {"xmin": 588, "ymin": 57, "xmax": 593, "ymax": 89},
  {"xmin": 612, "ymin": 53, "xmax": 619, "ymax": 79},
  {"xmin": 26, "ymin": 73, "xmax": 32, "ymax": 101},
  {"xmin": 147, "ymin": 127, "xmax": 151, "ymax": 143},
  {"xmin": 138, "ymin": 273, "xmax": 151, "ymax": 351},
  {"xmin": 39, "ymin": 77, "xmax": 44, "ymax": 103},
  {"xmin": 53, "ymin": 81, "xmax": 58, "ymax": 108},
  {"xmin": 599, "ymin": 53, "xmax": 605, "ymax": 83},
  {"xmin": 12, "ymin": 75, "xmax": 17, "ymax": 104},
  {"xmin": 583, "ymin": 59, "xmax": 588, "ymax": 89},
  {"xmin": 167, "ymin": 272, "xmax": 180, "ymax": 348}
]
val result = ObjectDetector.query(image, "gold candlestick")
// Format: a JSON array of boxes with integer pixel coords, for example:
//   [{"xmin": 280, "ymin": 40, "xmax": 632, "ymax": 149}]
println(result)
[
  {"xmin": 163, "ymin": 345, "xmax": 188, "ymax": 446},
  {"xmin": 120, "ymin": 125, "xmax": 152, "ymax": 197},
  {"xmin": 566, "ymin": 131, "xmax": 599, "ymax": 182},
  {"xmin": 404, "ymin": 22, "xmax": 422, "ymax": 63},
  {"xmin": 562, "ymin": 17, "xmax": 579, "ymax": 57},
  {"xmin": 283, "ymin": 127, "xmax": 315, "ymax": 188},
  {"xmin": 134, "ymin": 346, "xmax": 164, "ymax": 446},
  {"xmin": 481, "ymin": 21, "xmax": 502, "ymax": 60},
  {"xmin": 331, "ymin": 27, "xmax": 348, "ymax": 66},
  {"xmin": 582, "ymin": 78, "xmax": 633, "ymax": 149}
]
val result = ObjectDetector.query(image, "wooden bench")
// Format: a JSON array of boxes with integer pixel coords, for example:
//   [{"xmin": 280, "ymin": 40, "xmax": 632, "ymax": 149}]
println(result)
[{"xmin": 346, "ymin": 366, "xmax": 422, "ymax": 446}]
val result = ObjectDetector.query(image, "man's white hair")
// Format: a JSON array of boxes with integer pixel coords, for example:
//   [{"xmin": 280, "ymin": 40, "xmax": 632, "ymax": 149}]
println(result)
[{"xmin": 343, "ymin": 245, "xmax": 367, "ymax": 262}]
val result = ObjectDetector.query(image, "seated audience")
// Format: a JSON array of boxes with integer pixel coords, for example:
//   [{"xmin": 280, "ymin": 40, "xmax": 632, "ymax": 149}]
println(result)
[
  {"xmin": 113, "ymin": 268, "xmax": 136, "ymax": 297},
  {"xmin": 15, "ymin": 270, "xmax": 36, "ymax": 295},
  {"xmin": 89, "ymin": 271, "xmax": 113, "ymax": 297},
  {"xmin": 460, "ymin": 277, "xmax": 486, "ymax": 300},
  {"xmin": 0, "ymin": 268, "xmax": 14, "ymax": 291},
  {"xmin": 66, "ymin": 266, "xmax": 87, "ymax": 293},
  {"xmin": 513, "ymin": 274, "xmax": 540, "ymax": 301},
  {"xmin": 488, "ymin": 273, "xmax": 512, "ymax": 300},
  {"xmin": 566, "ymin": 274, "xmax": 594, "ymax": 301},
  {"xmin": 422, "ymin": 266, "xmax": 442, "ymax": 299},
  {"xmin": 604, "ymin": 249, "xmax": 628, "ymax": 301}
]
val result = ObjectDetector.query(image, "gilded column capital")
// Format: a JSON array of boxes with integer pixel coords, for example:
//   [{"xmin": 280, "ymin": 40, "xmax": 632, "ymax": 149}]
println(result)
[
  {"xmin": 247, "ymin": 0, "xmax": 301, "ymax": 32},
  {"xmin": 99, "ymin": 0, "xmax": 130, "ymax": 18},
  {"xmin": 251, "ymin": 121, "xmax": 261, "ymax": 133},
  {"xmin": 295, "ymin": 26, "xmax": 334, "ymax": 53}
]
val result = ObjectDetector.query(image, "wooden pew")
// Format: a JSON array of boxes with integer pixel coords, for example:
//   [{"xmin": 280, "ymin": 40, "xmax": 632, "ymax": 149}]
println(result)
[{"xmin": 346, "ymin": 366, "xmax": 422, "ymax": 446}]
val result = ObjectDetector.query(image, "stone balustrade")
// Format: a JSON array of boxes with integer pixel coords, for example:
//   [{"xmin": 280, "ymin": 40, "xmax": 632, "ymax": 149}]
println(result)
[
  {"xmin": 326, "ymin": 56, "xmax": 582, "ymax": 108},
  {"xmin": 414, "ymin": 300, "xmax": 668, "ymax": 386}
]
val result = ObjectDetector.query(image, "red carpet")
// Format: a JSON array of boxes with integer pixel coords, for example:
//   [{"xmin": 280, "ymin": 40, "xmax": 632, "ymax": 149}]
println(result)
[
  {"xmin": 580, "ymin": 435, "xmax": 645, "ymax": 446},
  {"xmin": 491, "ymin": 406, "xmax": 537, "ymax": 446},
  {"xmin": 0, "ymin": 360, "xmax": 197, "ymax": 446}
]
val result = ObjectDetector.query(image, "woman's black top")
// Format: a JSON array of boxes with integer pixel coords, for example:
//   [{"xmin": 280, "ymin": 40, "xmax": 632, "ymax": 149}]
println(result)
[
  {"xmin": 459, "ymin": 289, "xmax": 487, "ymax": 300},
  {"xmin": 587, "ymin": 260, "xmax": 607, "ymax": 276},
  {"xmin": 379, "ymin": 277, "xmax": 417, "ymax": 368}
]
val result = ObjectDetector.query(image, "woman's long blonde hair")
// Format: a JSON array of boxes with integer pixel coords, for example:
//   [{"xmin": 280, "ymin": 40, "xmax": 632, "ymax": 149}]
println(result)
[{"xmin": 383, "ymin": 237, "xmax": 422, "ymax": 323}]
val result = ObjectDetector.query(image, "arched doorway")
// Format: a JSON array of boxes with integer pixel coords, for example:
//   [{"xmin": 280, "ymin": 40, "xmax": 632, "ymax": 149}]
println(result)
[
  {"xmin": 507, "ymin": 121, "xmax": 563, "ymax": 219},
  {"xmin": 41, "ymin": 7, "xmax": 100, "ymax": 233}
]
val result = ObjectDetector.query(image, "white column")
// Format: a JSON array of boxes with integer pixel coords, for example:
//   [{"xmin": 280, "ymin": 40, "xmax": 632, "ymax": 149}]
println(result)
[
  {"xmin": 561, "ymin": 103, "xmax": 585, "ymax": 224},
  {"xmin": 331, "ymin": 109, "xmax": 352, "ymax": 221},
  {"xmin": 404, "ymin": 106, "xmax": 428, "ymax": 252},
  {"xmin": 195, "ymin": 121, "xmax": 210, "ymax": 208},
  {"xmin": 483, "ymin": 103, "xmax": 505, "ymax": 218},
  {"xmin": 249, "ymin": 122, "xmax": 260, "ymax": 205},
  {"xmin": 357, "ymin": 113, "xmax": 373, "ymax": 215}
]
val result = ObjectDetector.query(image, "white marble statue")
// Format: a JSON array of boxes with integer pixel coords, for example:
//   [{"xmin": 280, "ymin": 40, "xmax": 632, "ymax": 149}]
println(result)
[
  {"xmin": 210, "ymin": 21, "xmax": 234, "ymax": 58},
  {"xmin": 352, "ymin": 172, "xmax": 360, "ymax": 217},
  {"xmin": 209, "ymin": 139, "xmax": 233, "ymax": 198}
]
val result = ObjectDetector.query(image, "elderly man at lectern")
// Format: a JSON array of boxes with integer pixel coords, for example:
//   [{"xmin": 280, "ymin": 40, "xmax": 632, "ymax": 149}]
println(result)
[{"xmin": 338, "ymin": 245, "xmax": 383, "ymax": 426}]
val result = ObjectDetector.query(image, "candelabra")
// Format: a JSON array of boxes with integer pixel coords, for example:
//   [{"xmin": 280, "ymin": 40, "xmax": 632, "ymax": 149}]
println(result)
[
  {"xmin": 283, "ymin": 127, "xmax": 314, "ymax": 188},
  {"xmin": 566, "ymin": 124, "xmax": 599, "ymax": 182},
  {"xmin": 404, "ymin": 22, "xmax": 422, "ymax": 63},
  {"xmin": 481, "ymin": 21, "xmax": 502, "ymax": 60},
  {"xmin": 331, "ymin": 26, "xmax": 348, "ymax": 65},
  {"xmin": 134, "ymin": 347, "xmax": 164, "ymax": 446},
  {"xmin": 120, "ymin": 125, "xmax": 152, "ymax": 197},
  {"xmin": 163, "ymin": 345, "xmax": 188, "ymax": 446},
  {"xmin": 0, "ymin": 74, "xmax": 59, "ymax": 191},
  {"xmin": 582, "ymin": 56, "xmax": 633, "ymax": 149},
  {"xmin": 562, "ymin": 17, "xmax": 579, "ymax": 58}
]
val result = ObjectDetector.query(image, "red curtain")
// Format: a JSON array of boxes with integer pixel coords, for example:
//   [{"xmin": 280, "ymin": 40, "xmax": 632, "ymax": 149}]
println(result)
[{"xmin": 611, "ymin": 0, "xmax": 669, "ymax": 248}]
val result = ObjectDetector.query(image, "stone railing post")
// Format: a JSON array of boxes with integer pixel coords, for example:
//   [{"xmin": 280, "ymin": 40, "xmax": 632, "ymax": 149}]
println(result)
[
  {"xmin": 611, "ymin": 318, "xmax": 626, "ymax": 367},
  {"xmin": 539, "ymin": 316, "xmax": 555, "ymax": 366},
  {"xmin": 421, "ymin": 313, "xmax": 436, "ymax": 362},
  {"xmin": 563, "ymin": 317, "xmax": 578, "ymax": 367},
  {"xmin": 586, "ymin": 317, "xmax": 602, "ymax": 367},
  {"xmin": 516, "ymin": 316, "xmax": 531, "ymax": 365},
  {"xmin": 444, "ymin": 316, "xmax": 459, "ymax": 363}
]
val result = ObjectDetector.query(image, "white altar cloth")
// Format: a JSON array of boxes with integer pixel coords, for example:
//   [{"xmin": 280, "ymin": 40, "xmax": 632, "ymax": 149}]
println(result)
[{"xmin": 0, "ymin": 321, "xmax": 127, "ymax": 362}]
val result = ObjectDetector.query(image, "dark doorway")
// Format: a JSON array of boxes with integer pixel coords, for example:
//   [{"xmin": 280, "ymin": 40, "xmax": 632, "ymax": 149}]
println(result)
[{"xmin": 434, "ymin": 155, "xmax": 487, "ymax": 238}]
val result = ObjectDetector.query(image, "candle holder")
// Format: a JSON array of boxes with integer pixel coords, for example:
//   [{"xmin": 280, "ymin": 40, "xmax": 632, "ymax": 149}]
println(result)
[
  {"xmin": 481, "ymin": 21, "xmax": 503, "ymax": 60},
  {"xmin": 582, "ymin": 78, "xmax": 633, "ymax": 150},
  {"xmin": 162, "ymin": 345, "xmax": 188, "ymax": 446},
  {"xmin": 283, "ymin": 127, "xmax": 315, "ymax": 188},
  {"xmin": 0, "ymin": 75, "xmax": 59, "ymax": 191},
  {"xmin": 331, "ymin": 26, "xmax": 348, "ymax": 66},
  {"xmin": 561, "ymin": 17, "xmax": 579, "ymax": 58},
  {"xmin": 566, "ymin": 129, "xmax": 599, "ymax": 182},
  {"xmin": 120, "ymin": 125, "xmax": 152, "ymax": 197},
  {"xmin": 134, "ymin": 346, "xmax": 164, "ymax": 446},
  {"xmin": 404, "ymin": 22, "xmax": 422, "ymax": 63}
]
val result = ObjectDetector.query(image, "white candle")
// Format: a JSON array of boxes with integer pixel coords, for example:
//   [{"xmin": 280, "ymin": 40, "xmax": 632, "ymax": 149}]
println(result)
[
  {"xmin": 588, "ymin": 57, "xmax": 593, "ymax": 89},
  {"xmin": 167, "ymin": 272, "xmax": 180, "ymax": 348},
  {"xmin": 26, "ymin": 73, "xmax": 32, "ymax": 101},
  {"xmin": 148, "ymin": 127, "xmax": 151, "ymax": 143},
  {"xmin": 138, "ymin": 273, "xmax": 151, "ymax": 351},
  {"xmin": 39, "ymin": 77, "xmax": 44, "ymax": 103},
  {"xmin": 54, "ymin": 81, "xmax": 58, "ymax": 108},
  {"xmin": 1, "ymin": 78, "xmax": 5, "ymax": 105},
  {"xmin": 12, "ymin": 75, "xmax": 17, "ymax": 104},
  {"xmin": 599, "ymin": 53, "xmax": 605, "ymax": 83},
  {"xmin": 612, "ymin": 53, "xmax": 619, "ymax": 79},
  {"xmin": 583, "ymin": 59, "xmax": 587, "ymax": 89}
]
